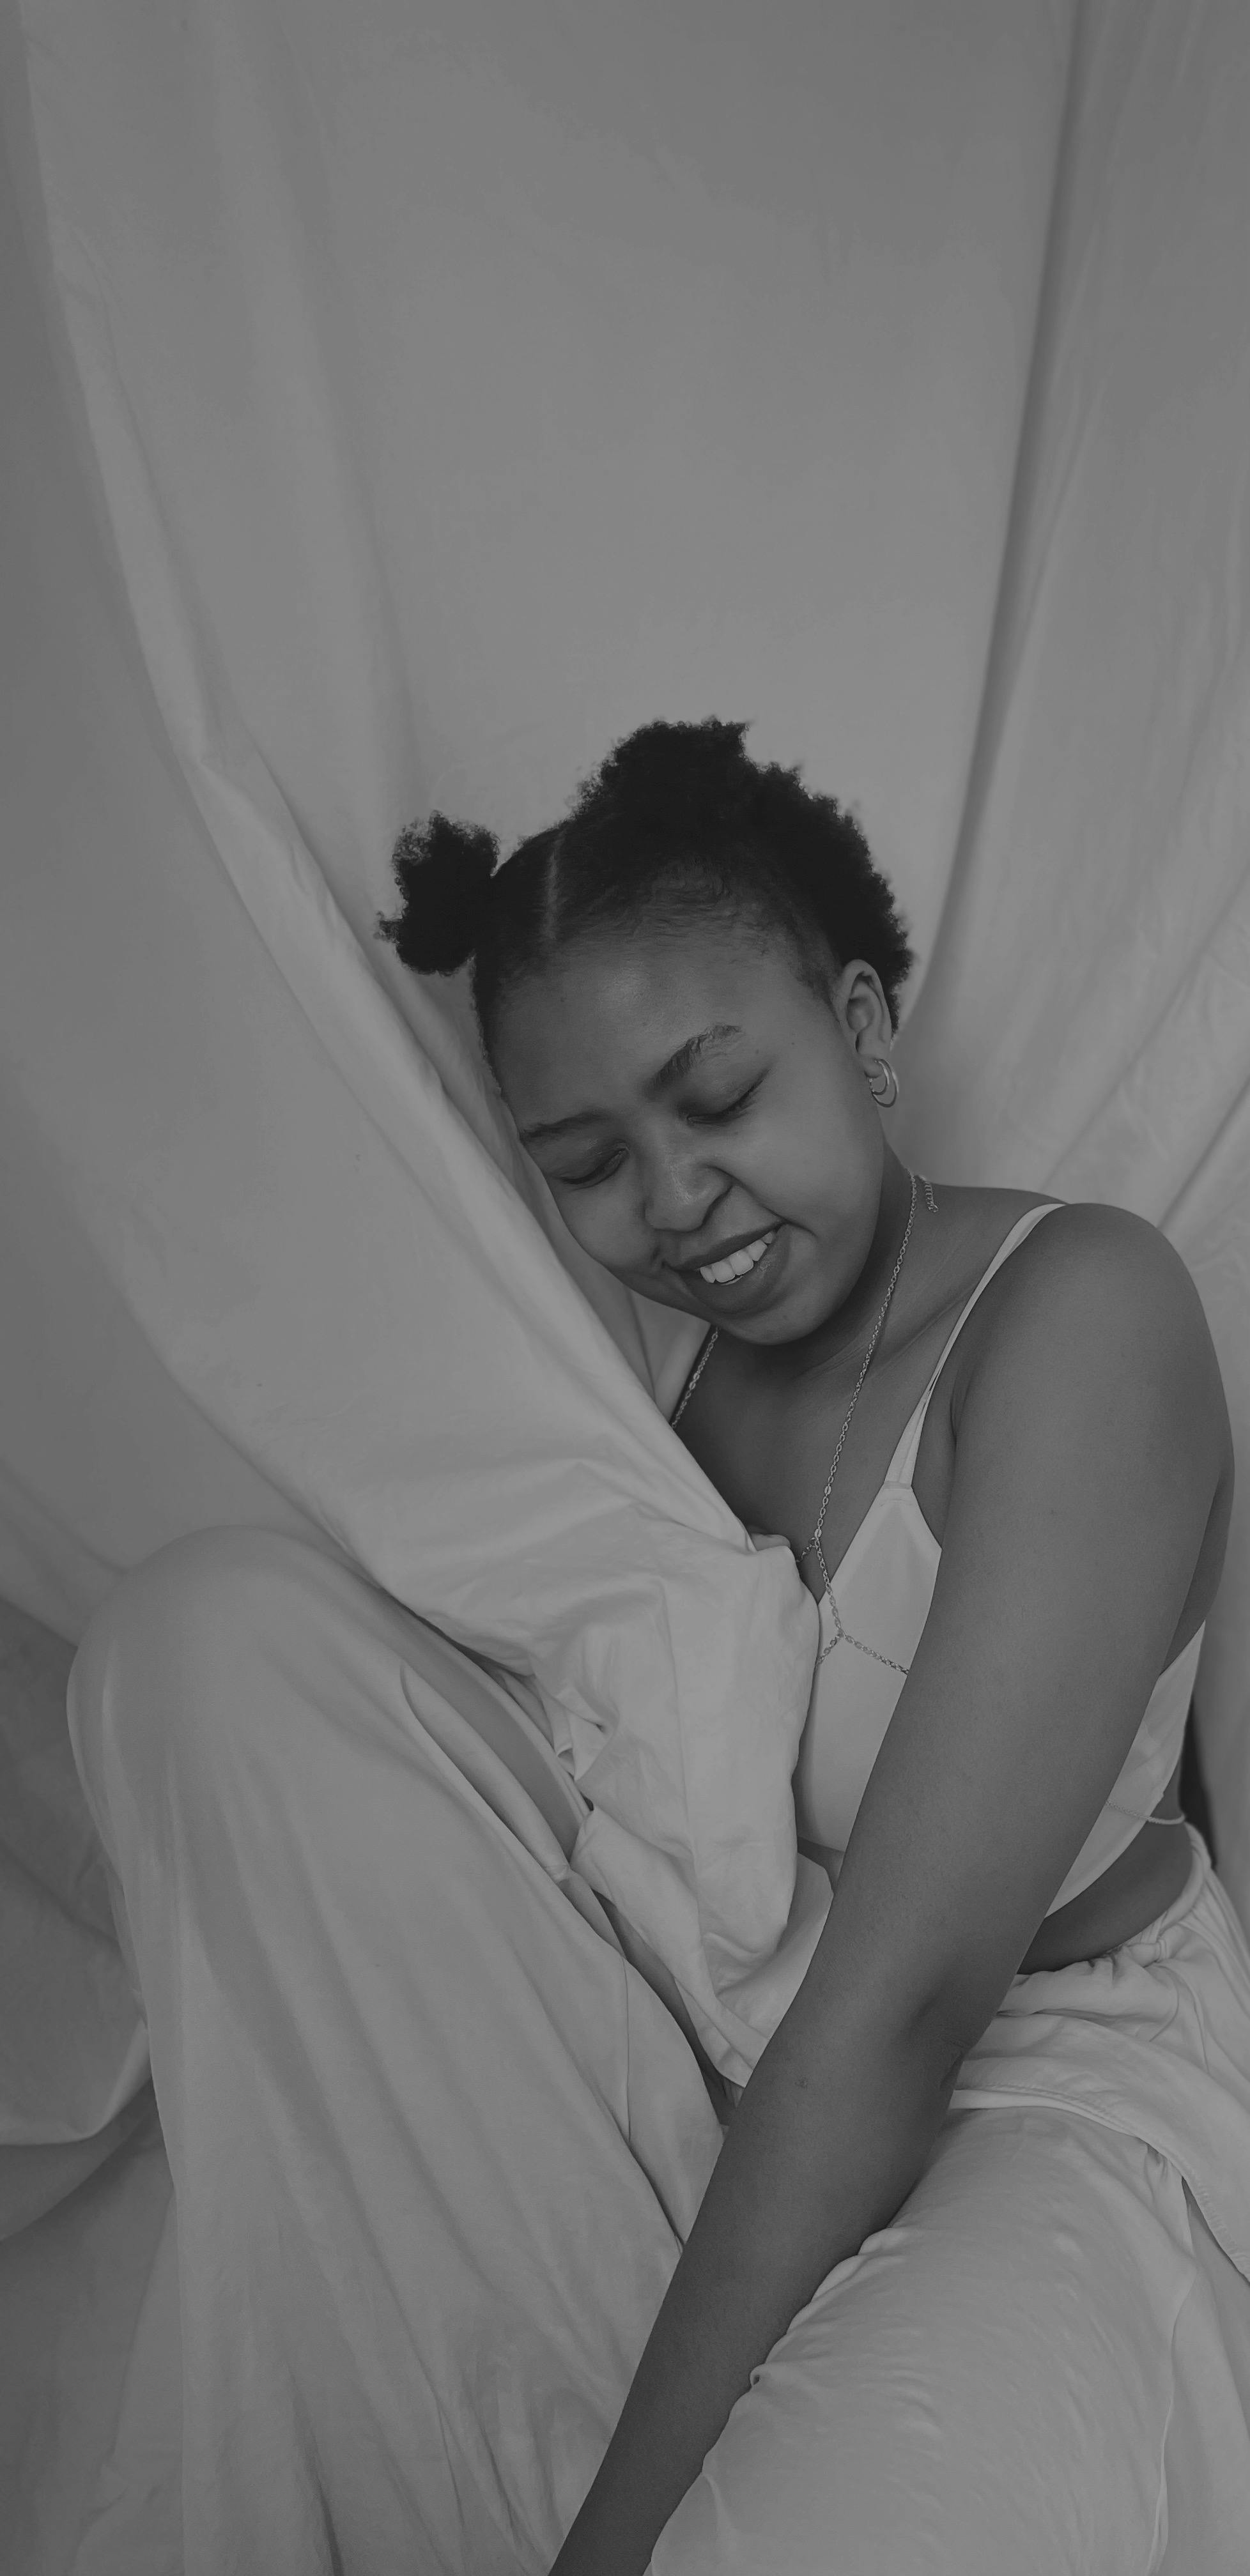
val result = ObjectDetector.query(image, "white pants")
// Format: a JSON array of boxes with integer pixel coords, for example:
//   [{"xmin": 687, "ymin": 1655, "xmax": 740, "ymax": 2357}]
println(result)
[{"xmin": 69, "ymin": 1528, "xmax": 1250, "ymax": 2574}]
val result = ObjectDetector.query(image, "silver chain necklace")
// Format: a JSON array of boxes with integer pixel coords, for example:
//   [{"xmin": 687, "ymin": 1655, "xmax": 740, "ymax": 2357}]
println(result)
[{"xmin": 671, "ymin": 1169, "xmax": 938, "ymax": 1675}]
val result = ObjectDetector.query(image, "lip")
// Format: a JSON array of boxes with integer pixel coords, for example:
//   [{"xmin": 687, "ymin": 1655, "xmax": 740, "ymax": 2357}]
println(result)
[
  {"xmin": 674, "ymin": 1223, "xmax": 780, "ymax": 1275},
  {"xmin": 670, "ymin": 1224, "xmax": 785, "ymax": 1301}
]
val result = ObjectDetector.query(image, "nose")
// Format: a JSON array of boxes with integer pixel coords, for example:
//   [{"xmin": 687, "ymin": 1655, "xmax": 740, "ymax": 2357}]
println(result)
[{"xmin": 638, "ymin": 1142, "xmax": 726, "ymax": 1248}]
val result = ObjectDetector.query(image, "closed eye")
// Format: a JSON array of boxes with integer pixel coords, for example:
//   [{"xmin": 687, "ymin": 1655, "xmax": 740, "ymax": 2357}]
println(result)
[{"xmin": 559, "ymin": 1080, "xmax": 763, "ymax": 1189}]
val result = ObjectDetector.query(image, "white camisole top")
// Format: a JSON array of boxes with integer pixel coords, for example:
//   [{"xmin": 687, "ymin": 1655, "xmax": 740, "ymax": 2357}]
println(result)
[{"xmin": 682, "ymin": 1202, "xmax": 1205, "ymax": 1916}]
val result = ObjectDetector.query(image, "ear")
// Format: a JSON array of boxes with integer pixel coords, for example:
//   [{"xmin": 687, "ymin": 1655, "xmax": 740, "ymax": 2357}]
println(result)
[{"xmin": 837, "ymin": 961, "xmax": 895, "ymax": 1059}]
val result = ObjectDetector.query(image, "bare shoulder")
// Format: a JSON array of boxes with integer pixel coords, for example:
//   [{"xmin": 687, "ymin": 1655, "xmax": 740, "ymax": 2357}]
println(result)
[
  {"xmin": 996, "ymin": 1199, "xmax": 1213, "ymax": 1342},
  {"xmin": 961, "ymin": 1198, "xmax": 1231, "ymax": 1481}
]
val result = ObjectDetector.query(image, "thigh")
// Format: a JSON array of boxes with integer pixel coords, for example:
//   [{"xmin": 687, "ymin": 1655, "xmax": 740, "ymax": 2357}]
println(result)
[
  {"xmin": 652, "ymin": 2104, "xmax": 1198, "ymax": 2576},
  {"xmin": 69, "ymin": 1527, "xmax": 724, "ymax": 2574}
]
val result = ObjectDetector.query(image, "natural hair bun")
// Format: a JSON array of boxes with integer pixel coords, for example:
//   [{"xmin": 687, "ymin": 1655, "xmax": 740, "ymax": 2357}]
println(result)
[
  {"xmin": 584, "ymin": 716, "xmax": 752, "ymax": 829},
  {"xmin": 374, "ymin": 811, "xmax": 500, "ymax": 976},
  {"xmin": 379, "ymin": 714, "xmax": 916, "ymax": 1063}
]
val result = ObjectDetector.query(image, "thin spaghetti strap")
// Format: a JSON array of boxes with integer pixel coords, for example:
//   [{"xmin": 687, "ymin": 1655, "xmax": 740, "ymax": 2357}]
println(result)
[{"xmin": 886, "ymin": 1201, "xmax": 1064, "ymax": 1489}]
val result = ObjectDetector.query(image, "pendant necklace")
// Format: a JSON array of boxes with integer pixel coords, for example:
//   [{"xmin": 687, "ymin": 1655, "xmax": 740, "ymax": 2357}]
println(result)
[{"xmin": 671, "ymin": 1170, "xmax": 938, "ymax": 1673}]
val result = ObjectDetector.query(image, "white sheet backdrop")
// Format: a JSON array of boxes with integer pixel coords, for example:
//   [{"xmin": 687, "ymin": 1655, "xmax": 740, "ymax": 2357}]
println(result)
[{"xmin": 2, "ymin": 0, "xmax": 1249, "ymax": 2090}]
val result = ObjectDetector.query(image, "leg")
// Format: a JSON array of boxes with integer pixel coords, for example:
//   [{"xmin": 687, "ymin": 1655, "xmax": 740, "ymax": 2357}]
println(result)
[
  {"xmin": 652, "ymin": 2103, "xmax": 1243, "ymax": 2575},
  {"xmin": 68, "ymin": 1527, "xmax": 723, "ymax": 2576}
]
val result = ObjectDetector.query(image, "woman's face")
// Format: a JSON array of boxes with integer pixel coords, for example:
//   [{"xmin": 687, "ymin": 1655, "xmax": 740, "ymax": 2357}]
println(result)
[{"xmin": 492, "ymin": 916, "xmax": 900, "ymax": 1351}]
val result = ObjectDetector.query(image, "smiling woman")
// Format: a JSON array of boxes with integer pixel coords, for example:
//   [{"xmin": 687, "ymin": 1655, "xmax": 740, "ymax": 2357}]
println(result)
[
  {"xmin": 366, "ymin": 716, "xmax": 1250, "ymax": 2576},
  {"xmin": 377, "ymin": 720, "xmax": 918, "ymax": 1350}
]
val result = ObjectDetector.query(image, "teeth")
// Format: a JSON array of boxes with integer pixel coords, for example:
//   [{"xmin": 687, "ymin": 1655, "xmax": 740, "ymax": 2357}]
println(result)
[{"xmin": 699, "ymin": 1229, "xmax": 776, "ymax": 1285}]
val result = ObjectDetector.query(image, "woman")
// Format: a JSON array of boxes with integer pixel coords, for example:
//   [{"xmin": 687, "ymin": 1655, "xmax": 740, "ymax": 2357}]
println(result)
[
  {"xmin": 72, "ymin": 717, "xmax": 1250, "ymax": 2573},
  {"xmin": 380, "ymin": 714, "xmax": 1250, "ymax": 2570}
]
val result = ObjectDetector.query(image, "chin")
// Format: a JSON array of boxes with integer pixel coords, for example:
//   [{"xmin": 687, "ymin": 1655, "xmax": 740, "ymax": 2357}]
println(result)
[{"xmin": 724, "ymin": 1305, "xmax": 801, "ymax": 1346}]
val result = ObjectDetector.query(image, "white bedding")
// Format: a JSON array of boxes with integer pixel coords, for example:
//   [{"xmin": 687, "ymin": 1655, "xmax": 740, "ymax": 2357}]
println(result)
[
  {"xmin": 13, "ymin": 1535, "xmax": 1249, "ymax": 2573},
  {"xmin": 0, "ymin": 1599, "xmax": 173, "ymax": 2573}
]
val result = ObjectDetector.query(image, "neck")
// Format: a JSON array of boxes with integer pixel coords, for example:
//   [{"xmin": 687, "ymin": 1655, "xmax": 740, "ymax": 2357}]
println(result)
[{"xmin": 766, "ymin": 1153, "xmax": 930, "ymax": 1386}]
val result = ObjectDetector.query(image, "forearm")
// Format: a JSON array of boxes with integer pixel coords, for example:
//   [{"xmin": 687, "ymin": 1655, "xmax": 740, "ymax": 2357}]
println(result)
[{"xmin": 549, "ymin": 2005, "xmax": 953, "ymax": 2576}]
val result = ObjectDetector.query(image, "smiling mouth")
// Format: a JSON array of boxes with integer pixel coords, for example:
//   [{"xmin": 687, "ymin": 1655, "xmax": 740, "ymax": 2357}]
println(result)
[{"xmin": 677, "ymin": 1225, "xmax": 782, "ymax": 1291}]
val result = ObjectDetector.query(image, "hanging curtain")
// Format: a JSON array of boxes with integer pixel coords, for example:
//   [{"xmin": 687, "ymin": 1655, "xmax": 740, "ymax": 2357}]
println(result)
[
  {"xmin": 2, "ymin": 0, "xmax": 1247, "ymax": 2122},
  {"xmin": 895, "ymin": 1, "xmax": 1250, "ymax": 1906}
]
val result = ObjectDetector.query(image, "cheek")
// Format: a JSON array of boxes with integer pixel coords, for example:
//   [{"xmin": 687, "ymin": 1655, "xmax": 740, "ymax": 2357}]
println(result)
[{"xmin": 755, "ymin": 1066, "xmax": 869, "ymax": 1208}]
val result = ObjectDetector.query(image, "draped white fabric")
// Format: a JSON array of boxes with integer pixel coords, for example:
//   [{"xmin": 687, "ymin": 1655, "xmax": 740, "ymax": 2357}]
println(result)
[{"xmin": 2, "ymin": 0, "xmax": 1249, "ymax": 2120}]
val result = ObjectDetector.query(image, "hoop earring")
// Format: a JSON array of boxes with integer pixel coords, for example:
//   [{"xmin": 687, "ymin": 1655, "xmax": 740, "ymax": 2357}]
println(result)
[{"xmin": 865, "ymin": 1055, "xmax": 899, "ymax": 1110}]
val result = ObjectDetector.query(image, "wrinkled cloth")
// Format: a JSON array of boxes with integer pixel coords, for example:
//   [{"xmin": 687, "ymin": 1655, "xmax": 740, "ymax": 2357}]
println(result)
[
  {"xmin": 68, "ymin": 1526, "xmax": 1250, "ymax": 2573},
  {"xmin": 4, "ymin": 0, "xmax": 1250, "ymax": 2084}
]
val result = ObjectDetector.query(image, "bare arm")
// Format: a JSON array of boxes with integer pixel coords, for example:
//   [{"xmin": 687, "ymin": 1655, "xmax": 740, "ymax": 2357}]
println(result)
[{"xmin": 549, "ymin": 1208, "xmax": 1228, "ymax": 2576}]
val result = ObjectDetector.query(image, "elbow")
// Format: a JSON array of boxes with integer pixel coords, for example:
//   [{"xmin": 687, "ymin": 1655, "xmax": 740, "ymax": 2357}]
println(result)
[
  {"xmin": 788, "ymin": 1989, "xmax": 972, "ymax": 2127},
  {"xmin": 897, "ymin": 1981, "xmax": 991, "ymax": 2097},
  {"xmin": 775, "ymin": 1947, "xmax": 993, "ymax": 2126},
  {"xmin": 819, "ymin": 1972, "xmax": 984, "ymax": 2104}
]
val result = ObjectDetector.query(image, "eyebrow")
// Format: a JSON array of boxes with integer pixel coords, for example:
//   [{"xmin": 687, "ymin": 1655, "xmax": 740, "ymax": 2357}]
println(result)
[{"xmin": 517, "ymin": 1023, "xmax": 746, "ymax": 1146}]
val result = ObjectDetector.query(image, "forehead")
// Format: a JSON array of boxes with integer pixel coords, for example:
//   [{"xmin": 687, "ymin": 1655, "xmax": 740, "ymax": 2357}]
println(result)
[{"xmin": 494, "ymin": 919, "xmax": 803, "ymax": 1124}]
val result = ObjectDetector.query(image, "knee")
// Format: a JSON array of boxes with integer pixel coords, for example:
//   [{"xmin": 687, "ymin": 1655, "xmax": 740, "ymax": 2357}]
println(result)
[
  {"xmin": 68, "ymin": 1524, "xmax": 331, "ymax": 1808},
  {"xmin": 75, "ymin": 1524, "xmax": 308, "ymax": 1680}
]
